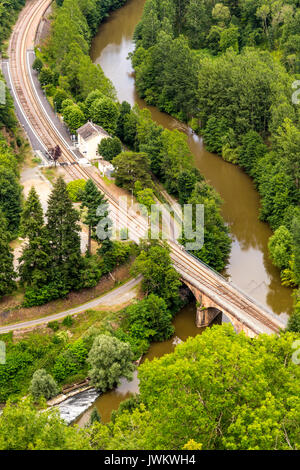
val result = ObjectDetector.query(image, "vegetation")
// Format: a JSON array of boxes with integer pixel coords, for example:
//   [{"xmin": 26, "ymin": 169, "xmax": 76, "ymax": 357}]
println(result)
[
  {"xmin": 37, "ymin": 0, "xmax": 231, "ymax": 274},
  {"xmin": 90, "ymin": 325, "xmax": 300, "ymax": 450},
  {"xmin": 130, "ymin": 0, "xmax": 300, "ymax": 308},
  {"xmin": 29, "ymin": 369, "xmax": 59, "ymax": 401},
  {"xmin": 0, "ymin": 398, "xmax": 90, "ymax": 450},
  {"xmin": 87, "ymin": 334, "xmax": 134, "ymax": 391}
]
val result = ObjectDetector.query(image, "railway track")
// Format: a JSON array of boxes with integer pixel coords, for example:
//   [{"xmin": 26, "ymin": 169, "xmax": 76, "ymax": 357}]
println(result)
[{"xmin": 7, "ymin": 0, "xmax": 285, "ymax": 336}]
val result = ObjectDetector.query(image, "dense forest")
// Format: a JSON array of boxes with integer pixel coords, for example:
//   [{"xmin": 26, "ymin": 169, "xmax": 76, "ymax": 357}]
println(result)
[
  {"xmin": 1, "ymin": 324, "xmax": 300, "ymax": 450},
  {"xmin": 132, "ymin": 0, "xmax": 300, "ymax": 302},
  {"xmin": 37, "ymin": 0, "xmax": 231, "ymax": 272},
  {"xmin": 0, "ymin": 0, "xmax": 300, "ymax": 452}
]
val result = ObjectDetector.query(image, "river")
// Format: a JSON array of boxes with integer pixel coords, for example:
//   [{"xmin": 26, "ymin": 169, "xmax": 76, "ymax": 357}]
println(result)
[{"xmin": 75, "ymin": 0, "xmax": 293, "ymax": 426}]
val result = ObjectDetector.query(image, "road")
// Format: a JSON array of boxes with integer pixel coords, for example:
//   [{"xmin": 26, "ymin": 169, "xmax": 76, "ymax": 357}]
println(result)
[
  {"xmin": 0, "ymin": 277, "xmax": 141, "ymax": 334},
  {"xmin": 3, "ymin": 0, "xmax": 286, "ymax": 337}
]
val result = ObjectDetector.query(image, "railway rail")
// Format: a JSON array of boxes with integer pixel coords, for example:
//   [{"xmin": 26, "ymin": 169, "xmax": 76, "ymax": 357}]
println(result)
[{"xmin": 6, "ymin": 0, "xmax": 285, "ymax": 336}]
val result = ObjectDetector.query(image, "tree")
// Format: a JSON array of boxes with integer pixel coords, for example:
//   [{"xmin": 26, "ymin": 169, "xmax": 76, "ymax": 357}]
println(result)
[
  {"xmin": 292, "ymin": 213, "xmax": 300, "ymax": 285},
  {"xmin": 87, "ymin": 335, "xmax": 134, "ymax": 391},
  {"xmin": 112, "ymin": 151, "xmax": 152, "ymax": 191},
  {"xmin": 268, "ymin": 226, "xmax": 293, "ymax": 271},
  {"xmin": 116, "ymin": 101, "xmax": 131, "ymax": 141},
  {"xmin": 126, "ymin": 294, "xmax": 174, "ymax": 343},
  {"xmin": 62, "ymin": 104, "xmax": 85, "ymax": 134},
  {"xmin": 29, "ymin": 369, "xmax": 59, "ymax": 401},
  {"xmin": 46, "ymin": 177, "xmax": 83, "ymax": 290},
  {"xmin": 19, "ymin": 188, "xmax": 51, "ymax": 290},
  {"xmin": 98, "ymin": 137, "xmax": 122, "ymax": 162},
  {"xmin": 178, "ymin": 169, "xmax": 197, "ymax": 205},
  {"xmin": 0, "ymin": 166, "xmax": 22, "ymax": 236},
  {"xmin": 32, "ymin": 57, "xmax": 43, "ymax": 74},
  {"xmin": 66, "ymin": 179, "xmax": 86, "ymax": 202},
  {"xmin": 0, "ymin": 210, "xmax": 16, "ymax": 298},
  {"xmin": 0, "ymin": 399, "xmax": 90, "ymax": 450},
  {"xmin": 39, "ymin": 68, "xmax": 54, "ymax": 87},
  {"xmin": 53, "ymin": 88, "xmax": 69, "ymax": 113},
  {"xmin": 20, "ymin": 187, "xmax": 44, "ymax": 239},
  {"xmin": 81, "ymin": 179, "xmax": 109, "ymax": 254},
  {"xmin": 49, "ymin": 145, "xmax": 62, "ymax": 167},
  {"xmin": 90, "ymin": 97, "xmax": 119, "ymax": 134},
  {"xmin": 131, "ymin": 242, "xmax": 181, "ymax": 311},
  {"xmin": 91, "ymin": 325, "xmax": 300, "ymax": 450}
]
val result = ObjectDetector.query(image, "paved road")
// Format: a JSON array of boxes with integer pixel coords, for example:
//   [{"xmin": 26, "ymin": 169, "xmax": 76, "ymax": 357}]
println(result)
[
  {"xmin": 0, "ymin": 277, "xmax": 141, "ymax": 334},
  {"xmin": 5, "ymin": 0, "xmax": 286, "ymax": 337}
]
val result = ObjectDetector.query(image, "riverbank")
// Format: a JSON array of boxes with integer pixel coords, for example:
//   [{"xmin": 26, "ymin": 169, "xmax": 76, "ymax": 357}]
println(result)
[{"xmin": 91, "ymin": 0, "xmax": 293, "ymax": 318}]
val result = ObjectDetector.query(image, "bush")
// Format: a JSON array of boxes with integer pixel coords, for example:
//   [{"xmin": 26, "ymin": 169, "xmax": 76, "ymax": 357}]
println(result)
[
  {"xmin": 48, "ymin": 321, "xmax": 59, "ymax": 332},
  {"xmin": 66, "ymin": 179, "xmax": 86, "ymax": 202},
  {"xmin": 98, "ymin": 137, "xmax": 122, "ymax": 162},
  {"xmin": 62, "ymin": 315, "xmax": 73, "ymax": 327},
  {"xmin": 29, "ymin": 369, "xmax": 59, "ymax": 401},
  {"xmin": 23, "ymin": 282, "xmax": 70, "ymax": 307},
  {"xmin": 53, "ymin": 340, "xmax": 88, "ymax": 382},
  {"xmin": 87, "ymin": 334, "xmax": 134, "ymax": 391}
]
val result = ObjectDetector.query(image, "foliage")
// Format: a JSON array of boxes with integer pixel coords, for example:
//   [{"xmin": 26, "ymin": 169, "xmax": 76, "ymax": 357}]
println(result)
[
  {"xmin": 0, "ymin": 210, "xmax": 16, "ymax": 298},
  {"xmin": 87, "ymin": 334, "xmax": 134, "ymax": 391},
  {"xmin": 112, "ymin": 151, "xmax": 152, "ymax": 191},
  {"xmin": 125, "ymin": 294, "xmax": 174, "ymax": 344},
  {"xmin": 53, "ymin": 339, "xmax": 88, "ymax": 382},
  {"xmin": 98, "ymin": 137, "xmax": 122, "ymax": 162},
  {"xmin": 66, "ymin": 179, "xmax": 86, "ymax": 202},
  {"xmin": 0, "ymin": 398, "xmax": 90, "ymax": 450},
  {"xmin": 81, "ymin": 179, "xmax": 109, "ymax": 254},
  {"xmin": 131, "ymin": 242, "xmax": 181, "ymax": 312},
  {"xmin": 29, "ymin": 369, "xmax": 59, "ymax": 401},
  {"xmin": 92, "ymin": 325, "xmax": 300, "ymax": 450}
]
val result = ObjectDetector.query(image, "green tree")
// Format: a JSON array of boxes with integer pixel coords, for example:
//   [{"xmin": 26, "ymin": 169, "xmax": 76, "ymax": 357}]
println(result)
[
  {"xmin": 0, "ymin": 166, "xmax": 22, "ymax": 236},
  {"xmin": 0, "ymin": 210, "xmax": 16, "ymax": 298},
  {"xmin": 98, "ymin": 137, "xmax": 122, "ymax": 162},
  {"xmin": 112, "ymin": 151, "xmax": 152, "ymax": 191},
  {"xmin": 126, "ymin": 294, "xmax": 174, "ymax": 342},
  {"xmin": 46, "ymin": 177, "xmax": 83, "ymax": 290},
  {"xmin": 81, "ymin": 179, "xmax": 109, "ymax": 254},
  {"xmin": 91, "ymin": 325, "xmax": 300, "ymax": 450},
  {"xmin": 18, "ymin": 187, "xmax": 51, "ymax": 289},
  {"xmin": 87, "ymin": 335, "xmax": 134, "ymax": 391},
  {"xmin": 131, "ymin": 242, "xmax": 181, "ymax": 311},
  {"xmin": 0, "ymin": 398, "xmax": 90, "ymax": 450},
  {"xmin": 53, "ymin": 88, "xmax": 69, "ymax": 113},
  {"xmin": 32, "ymin": 57, "xmax": 43, "ymax": 74},
  {"xmin": 268, "ymin": 226, "xmax": 293, "ymax": 271},
  {"xmin": 29, "ymin": 369, "xmax": 59, "ymax": 401},
  {"xmin": 90, "ymin": 97, "xmax": 119, "ymax": 134}
]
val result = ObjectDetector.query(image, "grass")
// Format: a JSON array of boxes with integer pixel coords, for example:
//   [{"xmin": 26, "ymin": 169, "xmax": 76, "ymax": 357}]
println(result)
[{"xmin": 41, "ymin": 167, "xmax": 58, "ymax": 184}]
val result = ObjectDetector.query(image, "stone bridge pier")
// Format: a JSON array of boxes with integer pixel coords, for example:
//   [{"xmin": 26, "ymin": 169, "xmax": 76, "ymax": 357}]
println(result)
[{"xmin": 183, "ymin": 279, "xmax": 257, "ymax": 337}]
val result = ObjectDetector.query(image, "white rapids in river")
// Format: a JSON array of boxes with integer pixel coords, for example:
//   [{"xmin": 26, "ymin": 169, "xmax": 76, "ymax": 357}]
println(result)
[{"xmin": 56, "ymin": 388, "xmax": 100, "ymax": 425}]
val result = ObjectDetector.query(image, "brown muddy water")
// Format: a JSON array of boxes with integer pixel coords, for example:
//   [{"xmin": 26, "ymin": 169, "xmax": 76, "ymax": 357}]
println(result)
[{"xmin": 76, "ymin": 0, "xmax": 294, "ymax": 425}]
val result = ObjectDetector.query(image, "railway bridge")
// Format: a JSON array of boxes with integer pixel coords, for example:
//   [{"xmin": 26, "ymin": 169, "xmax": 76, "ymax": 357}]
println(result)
[{"xmin": 3, "ymin": 0, "xmax": 286, "ymax": 338}]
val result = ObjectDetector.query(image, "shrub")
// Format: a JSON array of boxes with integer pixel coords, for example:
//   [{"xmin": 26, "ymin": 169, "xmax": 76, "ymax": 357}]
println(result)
[
  {"xmin": 62, "ymin": 315, "xmax": 73, "ymax": 327},
  {"xmin": 66, "ymin": 179, "xmax": 86, "ymax": 202},
  {"xmin": 48, "ymin": 321, "xmax": 59, "ymax": 332},
  {"xmin": 87, "ymin": 335, "xmax": 134, "ymax": 391},
  {"xmin": 29, "ymin": 369, "xmax": 59, "ymax": 401}
]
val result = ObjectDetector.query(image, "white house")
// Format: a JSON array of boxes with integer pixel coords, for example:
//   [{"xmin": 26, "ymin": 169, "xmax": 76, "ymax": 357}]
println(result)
[{"xmin": 77, "ymin": 121, "xmax": 110, "ymax": 160}]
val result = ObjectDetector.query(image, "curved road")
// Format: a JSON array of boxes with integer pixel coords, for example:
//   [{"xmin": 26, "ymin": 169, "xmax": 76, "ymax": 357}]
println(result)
[
  {"xmin": 3, "ymin": 0, "xmax": 286, "ymax": 337},
  {"xmin": 0, "ymin": 277, "xmax": 141, "ymax": 334}
]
